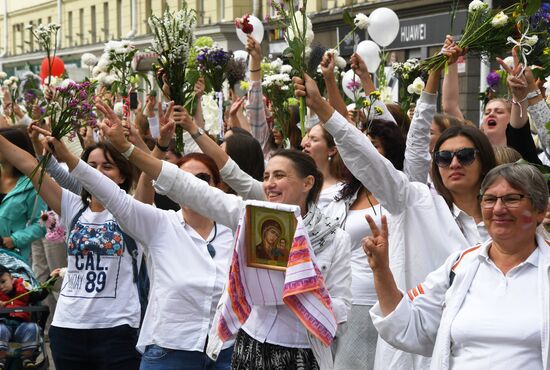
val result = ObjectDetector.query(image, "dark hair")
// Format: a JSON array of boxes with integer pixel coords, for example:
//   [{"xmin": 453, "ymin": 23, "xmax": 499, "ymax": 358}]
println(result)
[
  {"xmin": 0, "ymin": 264, "xmax": 10, "ymax": 276},
  {"xmin": 368, "ymin": 120, "xmax": 405, "ymax": 171},
  {"xmin": 80, "ymin": 142, "xmax": 136, "ymax": 205},
  {"xmin": 228, "ymin": 127, "xmax": 253, "ymax": 137},
  {"xmin": 314, "ymin": 125, "xmax": 346, "ymax": 181},
  {"xmin": 225, "ymin": 133, "xmax": 265, "ymax": 181},
  {"xmin": 431, "ymin": 125, "xmax": 496, "ymax": 209},
  {"xmin": 338, "ymin": 120, "xmax": 405, "ymax": 201},
  {"xmin": 179, "ymin": 152, "xmax": 221, "ymax": 186},
  {"xmin": 271, "ymin": 149, "xmax": 323, "ymax": 206},
  {"xmin": 269, "ymin": 105, "xmax": 303, "ymax": 150},
  {"xmin": 386, "ymin": 103, "xmax": 411, "ymax": 137},
  {"xmin": 0, "ymin": 127, "xmax": 36, "ymax": 178}
]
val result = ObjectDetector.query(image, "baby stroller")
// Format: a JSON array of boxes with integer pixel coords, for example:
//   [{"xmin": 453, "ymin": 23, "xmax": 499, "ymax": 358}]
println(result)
[{"xmin": 0, "ymin": 250, "xmax": 49, "ymax": 370}]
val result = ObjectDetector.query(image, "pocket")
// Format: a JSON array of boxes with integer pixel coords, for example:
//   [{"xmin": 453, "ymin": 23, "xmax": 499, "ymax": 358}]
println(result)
[{"xmin": 143, "ymin": 344, "xmax": 171, "ymax": 360}]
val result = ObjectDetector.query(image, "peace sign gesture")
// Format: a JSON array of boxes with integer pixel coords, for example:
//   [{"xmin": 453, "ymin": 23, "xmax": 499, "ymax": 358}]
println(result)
[{"xmin": 362, "ymin": 215, "xmax": 389, "ymax": 272}]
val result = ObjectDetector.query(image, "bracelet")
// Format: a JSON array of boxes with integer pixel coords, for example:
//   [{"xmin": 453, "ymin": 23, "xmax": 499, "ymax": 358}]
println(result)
[
  {"xmin": 511, "ymin": 96, "xmax": 528, "ymax": 119},
  {"xmin": 156, "ymin": 142, "xmax": 169, "ymax": 152},
  {"xmin": 121, "ymin": 144, "xmax": 135, "ymax": 159},
  {"xmin": 511, "ymin": 96, "xmax": 528, "ymax": 105},
  {"xmin": 249, "ymin": 68, "xmax": 261, "ymax": 72},
  {"xmin": 526, "ymin": 90, "xmax": 541, "ymax": 100}
]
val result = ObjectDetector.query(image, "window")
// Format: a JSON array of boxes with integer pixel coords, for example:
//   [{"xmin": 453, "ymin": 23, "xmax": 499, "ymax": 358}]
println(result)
[
  {"xmin": 91, "ymin": 5, "xmax": 97, "ymax": 43},
  {"xmin": 218, "ymin": 0, "xmax": 225, "ymax": 22},
  {"xmin": 67, "ymin": 11, "xmax": 73, "ymax": 46},
  {"xmin": 145, "ymin": 0, "xmax": 152, "ymax": 33},
  {"xmin": 28, "ymin": 22, "xmax": 34, "ymax": 52},
  {"xmin": 117, "ymin": 0, "xmax": 122, "ymax": 38},
  {"xmin": 79, "ymin": 8, "xmax": 84, "ymax": 45},
  {"xmin": 103, "ymin": 3, "xmax": 109, "ymax": 41}
]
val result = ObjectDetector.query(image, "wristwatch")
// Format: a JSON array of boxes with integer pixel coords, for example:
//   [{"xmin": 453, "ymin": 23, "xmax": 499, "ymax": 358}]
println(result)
[{"xmin": 191, "ymin": 127, "xmax": 205, "ymax": 140}]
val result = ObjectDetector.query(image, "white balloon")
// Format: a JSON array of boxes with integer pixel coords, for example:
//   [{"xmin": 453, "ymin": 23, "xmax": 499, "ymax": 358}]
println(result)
[
  {"xmin": 356, "ymin": 40, "xmax": 381, "ymax": 72},
  {"xmin": 341, "ymin": 69, "xmax": 363, "ymax": 101},
  {"xmin": 236, "ymin": 15, "xmax": 264, "ymax": 45},
  {"xmin": 233, "ymin": 50, "xmax": 249, "ymax": 61},
  {"xmin": 367, "ymin": 8, "xmax": 400, "ymax": 47}
]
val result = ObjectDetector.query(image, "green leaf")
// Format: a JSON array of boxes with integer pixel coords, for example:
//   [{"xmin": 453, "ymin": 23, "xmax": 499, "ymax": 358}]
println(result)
[
  {"xmin": 525, "ymin": 0, "xmax": 541, "ymax": 16},
  {"xmin": 343, "ymin": 10, "xmax": 354, "ymax": 27}
]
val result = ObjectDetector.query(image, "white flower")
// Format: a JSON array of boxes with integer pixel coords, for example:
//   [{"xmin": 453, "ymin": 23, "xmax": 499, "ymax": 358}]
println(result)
[
  {"xmin": 201, "ymin": 93, "xmax": 220, "ymax": 136},
  {"xmin": 543, "ymin": 76, "xmax": 550, "ymax": 92},
  {"xmin": 328, "ymin": 49, "xmax": 339, "ymax": 58},
  {"xmin": 0, "ymin": 72, "xmax": 7, "ymax": 79},
  {"xmin": 336, "ymin": 56, "xmax": 347, "ymax": 69},
  {"xmin": 9, "ymin": 76, "xmax": 18, "ymax": 83},
  {"xmin": 45, "ymin": 76, "xmax": 62, "ymax": 87},
  {"xmin": 92, "ymin": 66, "xmax": 102, "ymax": 77},
  {"xmin": 280, "ymin": 65, "xmax": 292, "ymax": 74},
  {"xmin": 103, "ymin": 74, "xmax": 118, "ymax": 86},
  {"xmin": 270, "ymin": 58, "xmax": 283, "ymax": 71},
  {"xmin": 2, "ymin": 80, "xmax": 11, "ymax": 88},
  {"xmin": 113, "ymin": 102, "xmax": 125, "ymax": 117},
  {"xmin": 59, "ymin": 267, "xmax": 67, "ymax": 278},
  {"xmin": 354, "ymin": 13, "xmax": 369, "ymax": 30},
  {"xmin": 81, "ymin": 53, "xmax": 98, "ymax": 67},
  {"xmin": 104, "ymin": 40, "xmax": 122, "ymax": 53},
  {"xmin": 500, "ymin": 56, "xmax": 514, "ymax": 70},
  {"xmin": 59, "ymin": 79, "xmax": 75, "ymax": 89},
  {"xmin": 468, "ymin": 0, "xmax": 488, "ymax": 13},
  {"xmin": 407, "ymin": 77, "xmax": 425, "ymax": 95},
  {"xmin": 380, "ymin": 86, "xmax": 394, "ymax": 104},
  {"xmin": 287, "ymin": 11, "xmax": 313, "ymax": 46},
  {"xmin": 96, "ymin": 54, "xmax": 110, "ymax": 72},
  {"xmin": 524, "ymin": 35, "xmax": 538, "ymax": 47},
  {"xmin": 491, "ymin": 12, "xmax": 509, "ymax": 28},
  {"xmin": 96, "ymin": 72, "xmax": 108, "ymax": 85}
]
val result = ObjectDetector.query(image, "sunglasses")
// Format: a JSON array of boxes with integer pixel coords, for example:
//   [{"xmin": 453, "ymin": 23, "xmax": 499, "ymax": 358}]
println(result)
[
  {"xmin": 434, "ymin": 148, "xmax": 478, "ymax": 168},
  {"xmin": 195, "ymin": 172, "xmax": 212, "ymax": 183}
]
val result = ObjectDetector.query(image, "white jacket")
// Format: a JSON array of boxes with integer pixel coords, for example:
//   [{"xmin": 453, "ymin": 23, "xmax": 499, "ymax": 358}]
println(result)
[
  {"xmin": 154, "ymin": 160, "xmax": 351, "ymax": 370},
  {"xmin": 324, "ymin": 108, "xmax": 471, "ymax": 369},
  {"xmin": 370, "ymin": 233, "xmax": 550, "ymax": 370}
]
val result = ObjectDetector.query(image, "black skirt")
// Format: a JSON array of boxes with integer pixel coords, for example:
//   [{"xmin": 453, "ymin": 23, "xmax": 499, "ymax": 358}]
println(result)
[{"xmin": 231, "ymin": 329, "xmax": 320, "ymax": 370}]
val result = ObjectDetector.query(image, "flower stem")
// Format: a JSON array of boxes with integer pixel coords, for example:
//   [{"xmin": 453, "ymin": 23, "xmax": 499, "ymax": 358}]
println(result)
[{"xmin": 334, "ymin": 26, "xmax": 357, "ymax": 52}]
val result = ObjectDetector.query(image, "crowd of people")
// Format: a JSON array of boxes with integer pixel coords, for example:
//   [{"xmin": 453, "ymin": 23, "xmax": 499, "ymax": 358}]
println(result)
[{"xmin": 0, "ymin": 20, "xmax": 550, "ymax": 370}]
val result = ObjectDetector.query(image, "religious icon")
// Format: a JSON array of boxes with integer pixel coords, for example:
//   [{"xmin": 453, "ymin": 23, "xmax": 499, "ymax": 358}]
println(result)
[{"xmin": 245, "ymin": 205, "xmax": 296, "ymax": 271}]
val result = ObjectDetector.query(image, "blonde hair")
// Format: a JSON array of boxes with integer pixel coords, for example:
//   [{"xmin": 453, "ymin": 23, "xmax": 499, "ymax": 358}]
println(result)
[{"xmin": 493, "ymin": 146, "xmax": 522, "ymax": 165}]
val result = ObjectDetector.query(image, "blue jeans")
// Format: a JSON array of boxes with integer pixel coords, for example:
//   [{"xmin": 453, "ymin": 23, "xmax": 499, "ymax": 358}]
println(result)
[
  {"xmin": 49, "ymin": 324, "xmax": 140, "ymax": 370},
  {"xmin": 140, "ymin": 345, "xmax": 233, "ymax": 370},
  {"xmin": 0, "ymin": 322, "xmax": 40, "ymax": 352}
]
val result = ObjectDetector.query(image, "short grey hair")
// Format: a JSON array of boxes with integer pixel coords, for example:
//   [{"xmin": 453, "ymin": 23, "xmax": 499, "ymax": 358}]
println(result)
[{"xmin": 480, "ymin": 163, "xmax": 549, "ymax": 212}]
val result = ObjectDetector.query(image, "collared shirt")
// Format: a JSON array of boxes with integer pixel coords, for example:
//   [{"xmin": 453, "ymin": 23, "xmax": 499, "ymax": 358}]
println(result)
[
  {"xmin": 450, "ymin": 244, "xmax": 542, "ymax": 370},
  {"xmin": 451, "ymin": 203, "xmax": 489, "ymax": 246}
]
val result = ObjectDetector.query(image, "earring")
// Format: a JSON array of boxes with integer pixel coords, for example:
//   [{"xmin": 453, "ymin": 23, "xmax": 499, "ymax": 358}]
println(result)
[{"xmin": 328, "ymin": 156, "xmax": 332, "ymax": 161}]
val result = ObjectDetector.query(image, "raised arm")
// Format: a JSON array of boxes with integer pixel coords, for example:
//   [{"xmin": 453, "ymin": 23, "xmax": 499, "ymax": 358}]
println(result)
[
  {"xmin": 0, "ymin": 134, "xmax": 62, "ymax": 215},
  {"xmin": 294, "ymin": 74, "xmax": 413, "ymax": 215},
  {"xmin": 441, "ymin": 35, "xmax": 464, "ymax": 120},
  {"xmin": 320, "ymin": 51, "xmax": 348, "ymax": 118},
  {"xmin": 96, "ymin": 99, "xmax": 244, "ymax": 230}
]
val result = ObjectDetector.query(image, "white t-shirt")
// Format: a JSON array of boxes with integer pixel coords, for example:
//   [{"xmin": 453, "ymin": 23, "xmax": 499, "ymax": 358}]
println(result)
[
  {"xmin": 317, "ymin": 182, "xmax": 345, "ymax": 210},
  {"xmin": 53, "ymin": 189, "xmax": 141, "ymax": 329},
  {"xmin": 345, "ymin": 205, "xmax": 382, "ymax": 306}
]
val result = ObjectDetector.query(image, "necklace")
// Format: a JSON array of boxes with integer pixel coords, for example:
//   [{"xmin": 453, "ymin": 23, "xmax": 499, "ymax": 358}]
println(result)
[{"xmin": 206, "ymin": 222, "xmax": 217, "ymax": 258}]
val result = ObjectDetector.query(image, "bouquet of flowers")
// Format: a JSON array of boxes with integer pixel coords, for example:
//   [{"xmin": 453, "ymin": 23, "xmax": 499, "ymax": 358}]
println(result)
[
  {"xmin": 262, "ymin": 61, "xmax": 297, "ymax": 145},
  {"xmin": 27, "ymin": 23, "xmax": 61, "ymax": 85},
  {"xmin": 420, "ymin": 1, "xmax": 521, "ymax": 72},
  {"xmin": 270, "ymin": 0, "xmax": 315, "ymax": 136},
  {"xmin": 196, "ymin": 46, "xmax": 231, "ymax": 93},
  {"xmin": 102, "ymin": 40, "xmax": 148, "ymax": 100},
  {"xmin": 31, "ymin": 79, "xmax": 97, "ymax": 187},
  {"xmin": 361, "ymin": 91, "xmax": 385, "ymax": 132},
  {"xmin": 392, "ymin": 58, "xmax": 426, "ymax": 118},
  {"xmin": 149, "ymin": 5, "xmax": 199, "ymax": 152}
]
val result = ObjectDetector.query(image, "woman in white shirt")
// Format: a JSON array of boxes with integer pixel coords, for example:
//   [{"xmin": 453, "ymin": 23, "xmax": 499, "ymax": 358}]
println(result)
[
  {"xmin": 95, "ymin": 100, "xmax": 351, "ymax": 370},
  {"xmin": 365, "ymin": 163, "xmax": 550, "ymax": 370}
]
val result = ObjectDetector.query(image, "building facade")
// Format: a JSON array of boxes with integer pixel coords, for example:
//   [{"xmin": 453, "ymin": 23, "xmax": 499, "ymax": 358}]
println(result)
[{"xmin": 0, "ymin": 0, "xmax": 485, "ymax": 122}]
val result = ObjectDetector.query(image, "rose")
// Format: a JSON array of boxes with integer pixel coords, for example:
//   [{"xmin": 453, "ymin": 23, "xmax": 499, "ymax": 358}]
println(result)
[
  {"xmin": 407, "ymin": 77, "xmax": 425, "ymax": 95},
  {"xmin": 468, "ymin": 0, "xmax": 488, "ymax": 13},
  {"xmin": 354, "ymin": 13, "xmax": 369, "ymax": 30},
  {"xmin": 235, "ymin": 14, "xmax": 254, "ymax": 34},
  {"xmin": 491, "ymin": 12, "xmax": 508, "ymax": 28}
]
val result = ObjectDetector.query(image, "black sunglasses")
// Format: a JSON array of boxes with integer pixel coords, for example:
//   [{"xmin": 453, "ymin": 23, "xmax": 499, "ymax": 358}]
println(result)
[
  {"xmin": 434, "ymin": 148, "xmax": 478, "ymax": 168},
  {"xmin": 195, "ymin": 172, "xmax": 212, "ymax": 183}
]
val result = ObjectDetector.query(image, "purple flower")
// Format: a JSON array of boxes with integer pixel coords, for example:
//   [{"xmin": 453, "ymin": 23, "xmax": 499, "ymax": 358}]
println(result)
[
  {"xmin": 346, "ymin": 80, "xmax": 362, "ymax": 92},
  {"xmin": 486, "ymin": 71, "xmax": 500, "ymax": 87},
  {"xmin": 68, "ymin": 99, "xmax": 78, "ymax": 108}
]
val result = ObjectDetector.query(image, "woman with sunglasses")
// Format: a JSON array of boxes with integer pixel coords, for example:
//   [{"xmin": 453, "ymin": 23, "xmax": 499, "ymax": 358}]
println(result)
[
  {"xmin": 366, "ymin": 163, "xmax": 550, "ymax": 370},
  {"xmin": 293, "ymin": 56, "xmax": 496, "ymax": 367},
  {"xmin": 96, "ymin": 98, "xmax": 351, "ymax": 370}
]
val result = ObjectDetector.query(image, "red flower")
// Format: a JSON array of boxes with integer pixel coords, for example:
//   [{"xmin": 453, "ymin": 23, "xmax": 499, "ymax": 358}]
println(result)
[{"xmin": 236, "ymin": 14, "xmax": 254, "ymax": 34}]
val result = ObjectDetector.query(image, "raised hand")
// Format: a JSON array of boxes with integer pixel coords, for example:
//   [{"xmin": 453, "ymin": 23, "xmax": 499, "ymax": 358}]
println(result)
[
  {"xmin": 95, "ymin": 98, "xmax": 131, "ymax": 152},
  {"xmin": 194, "ymin": 77, "xmax": 206, "ymax": 98},
  {"xmin": 158, "ymin": 102, "xmax": 175, "ymax": 147},
  {"xmin": 350, "ymin": 53, "xmax": 370, "ymax": 80},
  {"xmin": 320, "ymin": 51, "xmax": 336, "ymax": 78},
  {"xmin": 30, "ymin": 125, "xmax": 75, "ymax": 165},
  {"xmin": 229, "ymin": 96, "xmax": 245, "ymax": 117},
  {"xmin": 172, "ymin": 105, "xmax": 196, "ymax": 133},
  {"xmin": 440, "ymin": 35, "xmax": 464, "ymax": 66},
  {"xmin": 144, "ymin": 94, "xmax": 157, "ymax": 118},
  {"xmin": 362, "ymin": 215, "xmax": 389, "ymax": 272},
  {"xmin": 246, "ymin": 34, "xmax": 261, "ymax": 62}
]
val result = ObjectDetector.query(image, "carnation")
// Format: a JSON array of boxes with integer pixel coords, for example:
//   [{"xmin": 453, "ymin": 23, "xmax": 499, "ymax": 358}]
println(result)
[
  {"xmin": 104, "ymin": 40, "xmax": 123, "ymax": 53},
  {"xmin": 407, "ymin": 77, "xmax": 425, "ymax": 95},
  {"xmin": 468, "ymin": 0, "xmax": 487, "ymax": 13},
  {"xmin": 354, "ymin": 13, "xmax": 369, "ymax": 30},
  {"xmin": 81, "ymin": 53, "xmax": 98, "ymax": 67},
  {"xmin": 491, "ymin": 12, "xmax": 508, "ymax": 28},
  {"xmin": 59, "ymin": 267, "xmax": 67, "ymax": 278},
  {"xmin": 113, "ymin": 102, "xmax": 125, "ymax": 117},
  {"xmin": 336, "ymin": 56, "xmax": 347, "ymax": 70}
]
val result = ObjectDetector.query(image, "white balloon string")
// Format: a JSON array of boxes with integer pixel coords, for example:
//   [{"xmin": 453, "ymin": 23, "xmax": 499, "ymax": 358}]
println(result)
[
  {"xmin": 506, "ymin": 24, "xmax": 532, "ymax": 77},
  {"xmin": 217, "ymin": 91, "xmax": 224, "ymax": 140}
]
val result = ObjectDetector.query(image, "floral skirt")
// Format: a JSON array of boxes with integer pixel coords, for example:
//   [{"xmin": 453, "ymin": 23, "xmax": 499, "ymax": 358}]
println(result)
[{"xmin": 231, "ymin": 329, "xmax": 320, "ymax": 370}]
